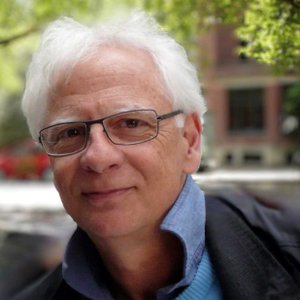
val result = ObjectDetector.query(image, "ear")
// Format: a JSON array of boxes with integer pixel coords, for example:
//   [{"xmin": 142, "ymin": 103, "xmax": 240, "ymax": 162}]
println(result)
[{"xmin": 182, "ymin": 113, "xmax": 202, "ymax": 174}]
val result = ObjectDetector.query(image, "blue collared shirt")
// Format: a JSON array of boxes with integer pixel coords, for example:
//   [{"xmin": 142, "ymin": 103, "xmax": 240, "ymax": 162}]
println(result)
[{"xmin": 62, "ymin": 175, "xmax": 206, "ymax": 299}]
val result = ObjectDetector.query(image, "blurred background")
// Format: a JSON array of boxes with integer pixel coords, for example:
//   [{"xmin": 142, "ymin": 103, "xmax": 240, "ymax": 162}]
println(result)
[{"xmin": 0, "ymin": 0, "xmax": 299, "ymax": 298}]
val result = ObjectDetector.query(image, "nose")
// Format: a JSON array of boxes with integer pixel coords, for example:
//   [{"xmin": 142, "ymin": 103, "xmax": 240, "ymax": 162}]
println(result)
[{"xmin": 79, "ymin": 124, "xmax": 124, "ymax": 174}]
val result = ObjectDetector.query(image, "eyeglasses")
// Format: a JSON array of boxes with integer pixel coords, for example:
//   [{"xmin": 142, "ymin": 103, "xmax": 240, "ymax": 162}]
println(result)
[{"xmin": 39, "ymin": 109, "xmax": 183, "ymax": 157}]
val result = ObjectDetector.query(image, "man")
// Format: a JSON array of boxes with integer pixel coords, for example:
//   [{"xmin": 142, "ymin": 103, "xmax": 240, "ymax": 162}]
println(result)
[{"xmin": 14, "ymin": 12, "xmax": 300, "ymax": 300}]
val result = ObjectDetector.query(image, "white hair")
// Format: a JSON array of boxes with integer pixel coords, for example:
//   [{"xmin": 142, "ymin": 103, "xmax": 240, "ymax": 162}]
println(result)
[{"xmin": 22, "ymin": 12, "xmax": 206, "ymax": 141}]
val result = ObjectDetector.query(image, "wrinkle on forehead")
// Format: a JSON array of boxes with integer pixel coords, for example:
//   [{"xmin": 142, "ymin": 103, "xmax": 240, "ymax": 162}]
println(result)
[{"xmin": 52, "ymin": 43, "xmax": 171, "ymax": 100}]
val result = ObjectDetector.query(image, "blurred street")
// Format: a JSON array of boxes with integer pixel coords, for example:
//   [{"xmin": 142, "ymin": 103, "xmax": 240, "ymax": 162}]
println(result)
[
  {"xmin": 195, "ymin": 168, "xmax": 300, "ymax": 209},
  {"xmin": 0, "ymin": 181, "xmax": 71, "ymax": 299}
]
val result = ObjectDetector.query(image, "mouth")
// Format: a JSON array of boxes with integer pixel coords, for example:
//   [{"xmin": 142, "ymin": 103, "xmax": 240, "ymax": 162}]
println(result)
[{"xmin": 82, "ymin": 187, "xmax": 133, "ymax": 203}]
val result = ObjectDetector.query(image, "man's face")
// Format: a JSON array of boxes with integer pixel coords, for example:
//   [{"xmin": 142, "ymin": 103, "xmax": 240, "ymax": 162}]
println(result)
[{"xmin": 46, "ymin": 45, "xmax": 200, "ymax": 240}]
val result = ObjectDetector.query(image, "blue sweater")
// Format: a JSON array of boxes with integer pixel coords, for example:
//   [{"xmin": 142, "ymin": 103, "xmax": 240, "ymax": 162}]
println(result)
[{"xmin": 176, "ymin": 248, "xmax": 222, "ymax": 300}]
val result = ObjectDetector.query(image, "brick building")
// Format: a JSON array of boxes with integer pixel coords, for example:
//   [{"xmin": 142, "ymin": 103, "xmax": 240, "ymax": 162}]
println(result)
[{"xmin": 199, "ymin": 24, "xmax": 299, "ymax": 168}]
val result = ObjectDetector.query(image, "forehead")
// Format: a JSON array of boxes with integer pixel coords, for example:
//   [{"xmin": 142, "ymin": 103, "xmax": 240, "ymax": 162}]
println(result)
[{"xmin": 53, "ymin": 44, "xmax": 170, "ymax": 102}]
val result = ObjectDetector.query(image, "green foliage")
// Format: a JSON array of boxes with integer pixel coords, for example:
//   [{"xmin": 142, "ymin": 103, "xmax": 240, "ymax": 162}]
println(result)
[
  {"xmin": 127, "ymin": 0, "xmax": 250, "ymax": 47},
  {"xmin": 0, "ymin": 0, "xmax": 105, "ymax": 145},
  {"xmin": 237, "ymin": 0, "xmax": 300, "ymax": 73},
  {"xmin": 0, "ymin": 95, "xmax": 30, "ymax": 147},
  {"xmin": 285, "ymin": 84, "xmax": 300, "ymax": 115},
  {"xmin": 0, "ymin": 0, "xmax": 103, "ymax": 92},
  {"xmin": 129, "ymin": 0, "xmax": 300, "ymax": 73}
]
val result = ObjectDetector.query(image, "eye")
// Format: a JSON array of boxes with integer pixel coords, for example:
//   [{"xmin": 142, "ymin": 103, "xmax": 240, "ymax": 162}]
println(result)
[
  {"xmin": 57, "ymin": 126, "xmax": 84, "ymax": 140},
  {"xmin": 65, "ymin": 128, "xmax": 80, "ymax": 137},
  {"xmin": 122, "ymin": 118, "xmax": 145, "ymax": 128},
  {"xmin": 105, "ymin": 111, "xmax": 157, "ymax": 136}
]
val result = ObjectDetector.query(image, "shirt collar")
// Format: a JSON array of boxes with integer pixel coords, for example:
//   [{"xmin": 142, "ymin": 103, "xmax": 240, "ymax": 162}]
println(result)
[
  {"xmin": 159, "ymin": 175, "xmax": 206, "ymax": 296},
  {"xmin": 63, "ymin": 175, "xmax": 206, "ymax": 299}
]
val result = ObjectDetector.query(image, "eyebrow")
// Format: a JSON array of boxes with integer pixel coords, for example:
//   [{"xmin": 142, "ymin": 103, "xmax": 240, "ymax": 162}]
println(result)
[
  {"xmin": 48, "ymin": 117, "xmax": 78, "ymax": 126},
  {"xmin": 48, "ymin": 104, "xmax": 153, "ymax": 126},
  {"xmin": 111, "ymin": 104, "xmax": 151, "ymax": 112}
]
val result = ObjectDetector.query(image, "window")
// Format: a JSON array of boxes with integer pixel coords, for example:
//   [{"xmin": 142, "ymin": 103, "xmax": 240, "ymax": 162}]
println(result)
[
  {"xmin": 229, "ymin": 88, "xmax": 264, "ymax": 133},
  {"xmin": 243, "ymin": 153, "xmax": 262, "ymax": 164},
  {"xmin": 238, "ymin": 40, "xmax": 248, "ymax": 61}
]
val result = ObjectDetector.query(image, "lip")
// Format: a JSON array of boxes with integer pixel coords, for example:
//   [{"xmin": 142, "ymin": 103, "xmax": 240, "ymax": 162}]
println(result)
[{"xmin": 82, "ymin": 187, "xmax": 133, "ymax": 204}]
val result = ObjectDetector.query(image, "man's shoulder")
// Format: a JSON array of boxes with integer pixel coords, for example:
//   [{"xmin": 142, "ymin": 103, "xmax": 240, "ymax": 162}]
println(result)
[
  {"xmin": 204, "ymin": 188, "xmax": 300, "ymax": 292},
  {"xmin": 204, "ymin": 188, "xmax": 300, "ymax": 247},
  {"xmin": 12, "ymin": 264, "xmax": 67, "ymax": 300},
  {"xmin": 12, "ymin": 263, "xmax": 89, "ymax": 299}
]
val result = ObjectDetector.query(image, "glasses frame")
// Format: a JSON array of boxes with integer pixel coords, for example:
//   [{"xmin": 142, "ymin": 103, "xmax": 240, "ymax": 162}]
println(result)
[{"xmin": 39, "ymin": 109, "xmax": 183, "ymax": 157}]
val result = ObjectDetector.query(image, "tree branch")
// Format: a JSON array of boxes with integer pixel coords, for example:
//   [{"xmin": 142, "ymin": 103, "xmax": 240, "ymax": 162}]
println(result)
[
  {"xmin": 0, "ymin": 27, "xmax": 38, "ymax": 46},
  {"xmin": 284, "ymin": 0, "xmax": 300, "ymax": 9}
]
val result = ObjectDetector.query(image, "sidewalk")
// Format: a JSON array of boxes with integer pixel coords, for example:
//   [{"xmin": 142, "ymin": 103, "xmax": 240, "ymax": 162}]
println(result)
[
  {"xmin": 0, "ymin": 181, "xmax": 62, "ymax": 211},
  {"xmin": 192, "ymin": 168, "xmax": 300, "ymax": 184}
]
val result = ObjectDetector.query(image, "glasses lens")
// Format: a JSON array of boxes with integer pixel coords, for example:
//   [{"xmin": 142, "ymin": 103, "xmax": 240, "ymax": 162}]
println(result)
[
  {"xmin": 40, "ymin": 123, "xmax": 87, "ymax": 155},
  {"xmin": 104, "ymin": 110, "xmax": 158, "ymax": 144}
]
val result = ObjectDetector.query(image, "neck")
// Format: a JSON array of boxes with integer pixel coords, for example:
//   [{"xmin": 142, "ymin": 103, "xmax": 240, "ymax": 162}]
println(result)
[{"xmin": 90, "ymin": 229, "xmax": 183, "ymax": 300}]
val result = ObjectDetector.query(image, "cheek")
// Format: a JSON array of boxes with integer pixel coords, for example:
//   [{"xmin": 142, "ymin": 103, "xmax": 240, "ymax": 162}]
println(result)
[
  {"xmin": 129, "ymin": 135, "xmax": 186, "ymax": 179},
  {"xmin": 50, "ymin": 157, "xmax": 77, "ymax": 192}
]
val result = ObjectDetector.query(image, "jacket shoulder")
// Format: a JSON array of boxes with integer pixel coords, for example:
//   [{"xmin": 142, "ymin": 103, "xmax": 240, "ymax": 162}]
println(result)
[
  {"xmin": 205, "ymin": 189, "xmax": 300, "ymax": 258},
  {"xmin": 12, "ymin": 264, "xmax": 63, "ymax": 300},
  {"xmin": 205, "ymin": 190, "xmax": 300, "ymax": 298}
]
